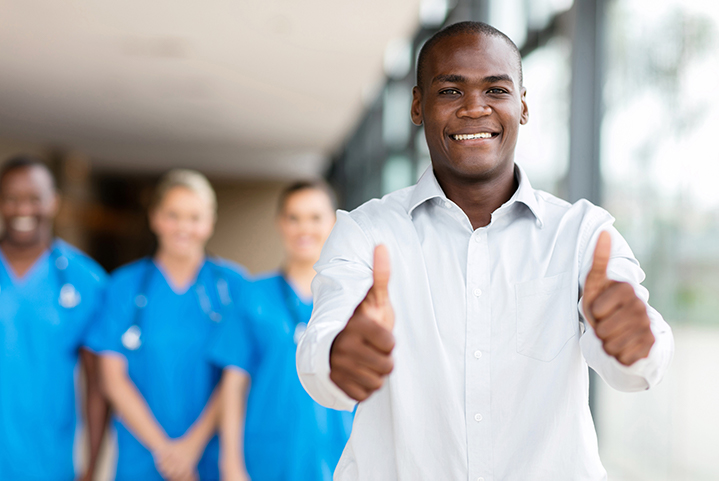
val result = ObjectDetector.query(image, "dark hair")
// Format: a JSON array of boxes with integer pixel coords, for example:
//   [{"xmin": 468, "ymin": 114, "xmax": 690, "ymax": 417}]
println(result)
[
  {"xmin": 416, "ymin": 21, "xmax": 523, "ymax": 90},
  {"xmin": 277, "ymin": 180, "xmax": 338, "ymax": 215},
  {"xmin": 0, "ymin": 155, "xmax": 56, "ymax": 193}
]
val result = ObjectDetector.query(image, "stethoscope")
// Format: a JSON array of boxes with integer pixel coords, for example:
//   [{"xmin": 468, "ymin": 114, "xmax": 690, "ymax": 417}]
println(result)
[
  {"xmin": 121, "ymin": 257, "xmax": 232, "ymax": 351},
  {"xmin": 0, "ymin": 243, "xmax": 81, "ymax": 310},
  {"xmin": 51, "ymin": 247, "xmax": 82, "ymax": 309},
  {"xmin": 279, "ymin": 272, "xmax": 310, "ymax": 345}
]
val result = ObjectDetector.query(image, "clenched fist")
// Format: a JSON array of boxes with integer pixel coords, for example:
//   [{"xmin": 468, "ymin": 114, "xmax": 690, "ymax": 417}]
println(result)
[
  {"xmin": 330, "ymin": 245, "xmax": 395, "ymax": 401},
  {"xmin": 583, "ymin": 231, "xmax": 655, "ymax": 366}
]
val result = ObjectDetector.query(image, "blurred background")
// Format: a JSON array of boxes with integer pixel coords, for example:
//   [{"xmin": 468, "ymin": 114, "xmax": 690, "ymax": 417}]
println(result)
[{"xmin": 1, "ymin": 0, "xmax": 718, "ymax": 479}]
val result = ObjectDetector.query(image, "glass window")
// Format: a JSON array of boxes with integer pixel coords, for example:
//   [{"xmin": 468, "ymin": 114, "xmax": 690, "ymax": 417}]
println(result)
[
  {"xmin": 597, "ymin": 2, "xmax": 719, "ymax": 479},
  {"xmin": 515, "ymin": 36, "xmax": 572, "ymax": 196}
]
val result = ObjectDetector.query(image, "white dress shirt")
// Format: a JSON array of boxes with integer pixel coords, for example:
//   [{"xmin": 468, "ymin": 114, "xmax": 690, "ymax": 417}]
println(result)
[{"xmin": 297, "ymin": 165, "xmax": 673, "ymax": 481}]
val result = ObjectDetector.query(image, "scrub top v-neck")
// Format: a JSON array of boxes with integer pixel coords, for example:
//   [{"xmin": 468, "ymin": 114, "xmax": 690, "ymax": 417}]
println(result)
[
  {"xmin": 86, "ymin": 257, "xmax": 249, "ymax": 481},
  {"xmin": 209, "ymin": 272, "xmax": 354, "ymax": 481},
  {"xmin": 0, "ymin": 239, "xmax": 106, "ymax": 481}
]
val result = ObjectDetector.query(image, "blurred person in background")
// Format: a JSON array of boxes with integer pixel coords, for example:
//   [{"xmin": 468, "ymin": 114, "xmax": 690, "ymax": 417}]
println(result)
[
  {"xmin": 86, "ymin": 169, "xmax": 250, "ymax": 481},
  {"xmin": 0, "ymin": 155, "xmax": 108, "ymax": 481},
  {"xmin": 210, "ymin": 181, "xmax": 353, "ymax": 481}
]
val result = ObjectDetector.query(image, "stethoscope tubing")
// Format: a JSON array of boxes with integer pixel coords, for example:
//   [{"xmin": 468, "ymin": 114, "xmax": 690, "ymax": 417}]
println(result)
[{"xmin": 122, "ymin": 257, "xmax": 232, "ymax": 350}]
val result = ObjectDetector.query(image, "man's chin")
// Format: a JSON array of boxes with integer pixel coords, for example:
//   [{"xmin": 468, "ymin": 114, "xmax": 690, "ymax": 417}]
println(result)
[
  {"xmin": 2, "ymin": 230, "xmax": 44, "ymax": 249},
  {"xmin": 443, "ymin": 157, "xmax": 510, "ymax": 181}
]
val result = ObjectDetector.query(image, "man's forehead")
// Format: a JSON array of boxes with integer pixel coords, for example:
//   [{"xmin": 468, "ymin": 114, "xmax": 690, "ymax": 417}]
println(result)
[
  {"xmin": 427, "ymin": 33, "xmax": 520, "ymax": 83},
  {"xmin": 1, "ymin": 166, "xmax": 55, "ymax": 192}
]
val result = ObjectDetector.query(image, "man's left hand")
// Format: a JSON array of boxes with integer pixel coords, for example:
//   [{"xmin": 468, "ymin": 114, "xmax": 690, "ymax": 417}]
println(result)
[{"xmin": 582, "ymin": 231, "xmax": 655, "ymax": 366}]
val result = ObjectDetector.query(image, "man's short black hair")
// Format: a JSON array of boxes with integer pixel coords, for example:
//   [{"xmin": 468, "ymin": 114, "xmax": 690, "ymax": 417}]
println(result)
[
  {"xmin": 416, "ymin": 21, "xmax": 523, "ymax": 89},
  {"xmin": 0, "ymin": 155, "xmax": 56, "ymax": 193}
]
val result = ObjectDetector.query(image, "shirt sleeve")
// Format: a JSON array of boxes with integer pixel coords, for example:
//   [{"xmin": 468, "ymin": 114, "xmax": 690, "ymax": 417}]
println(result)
[
  {"xmin": 578, "ymin": 221, "xmax": 674, "ymax": 392},
  {"xmin": 77, "ymin": 266, "xmax": 108, "ymax": 349},
  {"xmin": 83, "ymin": 275, "xmax": 133, "ymax": 355},
  {"xmin": 296, "ymin": 210, "xmax": 377, "ymax": 412},
  {"xmin": 207, "ymin": 312, "xmax": 255, "ymax": 375}
]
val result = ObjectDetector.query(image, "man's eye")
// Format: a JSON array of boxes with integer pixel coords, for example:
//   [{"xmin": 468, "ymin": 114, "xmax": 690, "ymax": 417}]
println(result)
[
  {"xmin": 439, "ymin": 88, "xmax": 460, "ymax": 95},
  {"xmin": 488, "ymin": 88, "xmax": 508, "ymax": 94}
]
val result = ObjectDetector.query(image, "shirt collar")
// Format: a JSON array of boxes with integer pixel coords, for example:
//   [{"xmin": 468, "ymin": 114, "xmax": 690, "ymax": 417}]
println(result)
[{"xmin": 407, "ymin": 163, "xmax": 544, "ymax": 227}]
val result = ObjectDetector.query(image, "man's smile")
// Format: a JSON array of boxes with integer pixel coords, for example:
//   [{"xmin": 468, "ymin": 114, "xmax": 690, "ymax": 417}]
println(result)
[
  {"xmin": 450, "ymin": 132, "xmax": 497, "ymax": 141},
  {"xmin": 10, "ymin": 216, "xmax": 38, "ymax": 232}
]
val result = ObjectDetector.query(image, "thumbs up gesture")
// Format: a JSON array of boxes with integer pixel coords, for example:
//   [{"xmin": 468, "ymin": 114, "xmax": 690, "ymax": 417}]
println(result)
[
  {"xmin": 583, "ymin": 231, "xmax": 655, "ymax": 366},
  {"xmin": 330, "ymin": 245, "xmax": 396, "ymax": 401}
]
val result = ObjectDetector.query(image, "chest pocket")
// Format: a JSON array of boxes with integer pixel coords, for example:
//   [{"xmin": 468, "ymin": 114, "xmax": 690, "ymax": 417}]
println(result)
[{"xmin": 515, "ymin": 272, "xmax": 577, "ymax": 362}]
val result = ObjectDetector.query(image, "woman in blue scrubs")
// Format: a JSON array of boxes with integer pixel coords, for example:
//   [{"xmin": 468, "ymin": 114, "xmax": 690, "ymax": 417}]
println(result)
[
  {"xmin": 87, "ymin": 169, "xmax": 248, "ymax": 481},
  {"xmin": 210, "ymin": 181, "xmax": 353, "ymax": 481}
]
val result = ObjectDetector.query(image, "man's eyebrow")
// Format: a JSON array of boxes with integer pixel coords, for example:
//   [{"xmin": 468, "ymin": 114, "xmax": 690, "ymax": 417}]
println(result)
[
  {"xmin": 483, "ymin": 74, "xmax": 514, "ymax": 84},
  {"xmin": 432, "ymin": 74, "xmax": 467, "ymax": 84},
  {"xmin": 432, "ymin": 73, "xmax": 515, "ymax": 85}
]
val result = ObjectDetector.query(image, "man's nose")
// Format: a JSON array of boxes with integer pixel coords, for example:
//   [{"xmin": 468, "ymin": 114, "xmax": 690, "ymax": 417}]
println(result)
[
  {"xmin": 15, "ymin": 200, "xmax": 37, "ymax": 216},
  {"xmin": 457, "ymin": 92, "xmax": 491, "ymax": 118}
]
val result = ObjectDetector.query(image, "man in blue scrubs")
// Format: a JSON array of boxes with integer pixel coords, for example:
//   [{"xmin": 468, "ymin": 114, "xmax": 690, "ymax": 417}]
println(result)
[{"xmin": 0, "ymin": 156, "xmax": 108, "ymax": 480}]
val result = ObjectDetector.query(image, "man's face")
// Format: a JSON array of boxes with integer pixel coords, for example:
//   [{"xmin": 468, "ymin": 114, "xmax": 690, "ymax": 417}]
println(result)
[
  {"xmin": 411, "ymin": 33, "xmax": 528, "ymax": 182},
  {"xmin": 0, "ymin": 166, "xmax": 58, "ymax": 248}
]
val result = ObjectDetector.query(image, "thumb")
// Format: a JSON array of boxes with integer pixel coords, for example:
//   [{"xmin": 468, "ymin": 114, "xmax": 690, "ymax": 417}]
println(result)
[
  {"xmin": 583, "ymin": 231, "xmax": 612, "ymax": 321},
  {"xmin": 369, "ymin": 244, "xmax": 391, "ymax": 306}
]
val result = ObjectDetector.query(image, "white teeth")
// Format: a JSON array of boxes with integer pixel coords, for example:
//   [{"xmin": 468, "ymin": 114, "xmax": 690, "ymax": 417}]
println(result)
[
  {"xmin": 453, "ymin": 133, "xmax": 493, "ymax": 140},
  {"xmin": 11, "ymin": 216, "xmax": 37, "ymax": 232}
]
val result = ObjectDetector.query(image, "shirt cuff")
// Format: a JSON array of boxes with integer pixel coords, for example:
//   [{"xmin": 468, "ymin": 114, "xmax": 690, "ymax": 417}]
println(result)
[
  {"xmin": 580, "ymin": 308, "xmax": 673, "ymax": 391},
  {"xmin": 297, "ymin": 322, "xmax": 357, "ymax": 412},
  {"xmin": 602, "ymin": 322, "xmax": 673, "ymax": 389}
]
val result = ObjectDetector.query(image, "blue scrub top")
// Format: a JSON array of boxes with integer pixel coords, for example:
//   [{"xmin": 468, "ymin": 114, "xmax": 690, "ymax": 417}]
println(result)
[
  {"xmin": 208, "ymin": 272, "xmax": 354, "ymax": 481},
  {"xmin": 86, "ymin": 257, "xmax": 249, "ymax": 481},
  {"xmin": 0, "ymin": 239, "xmax": 107, "ymax": 481}
]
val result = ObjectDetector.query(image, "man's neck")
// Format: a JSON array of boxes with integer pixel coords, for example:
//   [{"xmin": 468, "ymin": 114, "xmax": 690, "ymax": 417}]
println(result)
[
  {"xmin": 0, "ymin": 238, "xmax": 52, "ymax": 278},
  {"xmin": 434, "ymin": 163, "xmax": 518, "ymax": 230}
]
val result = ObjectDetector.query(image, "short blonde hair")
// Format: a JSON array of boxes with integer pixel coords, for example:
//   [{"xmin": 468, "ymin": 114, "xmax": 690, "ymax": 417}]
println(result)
[{"xmin": 150, "ymin": 169, "xmax": 217, "ymax": 213}]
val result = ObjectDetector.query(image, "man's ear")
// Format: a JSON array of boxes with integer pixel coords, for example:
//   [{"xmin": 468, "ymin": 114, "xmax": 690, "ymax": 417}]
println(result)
[
  {"xmin": 411, "ymin": 86, "xmax": 423, "ymax": 126},
  {"xmin": 519, "ymin": 87, "xmax": 529, "ymax": 125},
  {"xmin": 49, "ymin": 192, "xmax": 61, "ymax": 218}
]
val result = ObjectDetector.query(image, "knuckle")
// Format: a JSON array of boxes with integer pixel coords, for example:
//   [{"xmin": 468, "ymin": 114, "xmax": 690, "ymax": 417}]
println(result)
[
  {"xmin": 356, "ymin": 387, "xmax": 371, "ymax": 401},
  {"xmin": 595, "ymin": 322, "xmax": 608, "ymax": 339},
  {"xmin": 384, "ymin": 357, "xmax": 395, "ymax": 374},
  {"xmin": 603, "ymin": 342, "xmax": 618, "ymax": 356},
  {"xmin": 370, "ymin": 377, "xmax": 384, "ymax": 391}
]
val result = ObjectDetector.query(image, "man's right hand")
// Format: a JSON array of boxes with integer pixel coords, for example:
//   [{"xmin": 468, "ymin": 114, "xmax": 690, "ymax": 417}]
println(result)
[{"xmin": 329, "ymin": 245, "xmax": 395, "ymax": 401}]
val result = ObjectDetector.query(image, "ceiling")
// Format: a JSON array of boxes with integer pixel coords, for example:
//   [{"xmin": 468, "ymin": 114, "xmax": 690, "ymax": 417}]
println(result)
[{"xmin": 0, "ymin": 0, "xmax": 422, "ymax": 179}]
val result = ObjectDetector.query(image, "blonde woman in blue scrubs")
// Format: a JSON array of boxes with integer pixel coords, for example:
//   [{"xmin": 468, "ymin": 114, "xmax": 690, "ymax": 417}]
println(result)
[{"xmin": 87, "ymin": 170, "xmax": 249, "ymax": 481}]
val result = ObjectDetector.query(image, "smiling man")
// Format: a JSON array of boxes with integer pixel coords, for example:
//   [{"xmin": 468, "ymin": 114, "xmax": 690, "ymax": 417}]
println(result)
[
  {"xmin": 296, "ymin": 22, "xmax": 674, "ymax": 480},
  {"xmin": 0, "ymin": 156, "xmax": 108, "ymax": 481}
]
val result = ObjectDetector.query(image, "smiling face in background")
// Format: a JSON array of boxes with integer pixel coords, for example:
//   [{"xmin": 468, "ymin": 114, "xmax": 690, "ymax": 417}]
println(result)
[
  {"xmin": 149, "ymin": 186, "xmax": 215, "ymax": 260},
  {"xmin": 0, "ymin": 166, "xmax": 58, "ymax": 249},
  {"xmin": 411, "ymin": 32, "xmax": 528, "ymax": 184},
  {"xmin": 278, "ymin": 188, "xmax": 336, "ymax": 266}
]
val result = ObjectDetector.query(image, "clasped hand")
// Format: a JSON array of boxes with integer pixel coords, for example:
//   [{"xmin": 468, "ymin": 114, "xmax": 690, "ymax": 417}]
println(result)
[{"xmin": 153, "ymin": 434, "xmax": 203, "ymax": 481}]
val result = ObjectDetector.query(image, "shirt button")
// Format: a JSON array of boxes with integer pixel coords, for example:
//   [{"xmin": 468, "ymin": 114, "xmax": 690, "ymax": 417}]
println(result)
[
  {"xmin": 474, "ymin": 235, "xmax": 481, "ymax": 243},
  {"xmin": 473, "ymin": 288, "xmax": 482, "ymax": 297},
  {"xmin": 478, "ymin": 478, "xmax": 485, "ymax": 481},
  {"xmin": 474, "ymin": 350, "xmax": 482, "ymax": 359},
  {"xmin": 444, "ymin": 200, "xmax": 452, "ymax": 209},
  {"xmin": 474, "ymin": 413, "xmax": 482, "ymax": 422}
]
